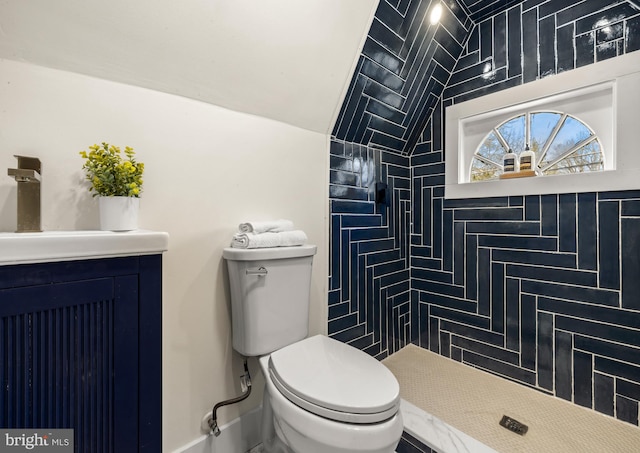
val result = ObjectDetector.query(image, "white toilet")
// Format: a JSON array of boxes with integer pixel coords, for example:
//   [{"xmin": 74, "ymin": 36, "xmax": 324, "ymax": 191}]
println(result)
[{"xmin": 223, "ymin": 245, "xmax": 403, "ymax": 453}]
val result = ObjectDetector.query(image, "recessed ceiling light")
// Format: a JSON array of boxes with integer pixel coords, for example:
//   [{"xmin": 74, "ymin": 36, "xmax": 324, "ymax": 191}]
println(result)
[{"xmin": 430, "ymin": 3, "xmax": 443, "ymax": 25}]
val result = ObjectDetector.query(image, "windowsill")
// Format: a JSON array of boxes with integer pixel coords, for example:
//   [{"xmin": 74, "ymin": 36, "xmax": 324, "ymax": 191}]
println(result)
[{"xmin": 445, "ymin": 51, "xmax": 640, "ymax": 200}]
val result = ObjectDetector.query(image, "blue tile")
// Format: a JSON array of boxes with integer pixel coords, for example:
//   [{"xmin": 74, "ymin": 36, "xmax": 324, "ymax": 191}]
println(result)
[
  {"xmin": 480, "ymin": 19, "xmax": 493, "ymax": 61},
  {"xmin": 616, "ymin": 395, "xmax": 638, "ymax": 425},
  {"xmin": 429, "ymin": 316, "xmax": 440, "ymax": 353},
  {"xmin": 467, "ymin": 24, "xmax": 480, "ymax": 52},
  {"xmin": 576, "ymin": 33, "xmax": 595, "ymax": 68},
  {"xmin": 541, "ymin": 194, "xmax": 558, "ymax": 236},
  {"xmin": 599, "ymin": 201, "xmax": 620, "ymax": 290},
  {"xmin": 574, "ymin": 335, "xmax": 640, "ymax": 366},
  {"xmin": 627, "ymin": 15, "xmax": 640, "ymax": 53},
  {"xmin": 618, "ymin": 379, "xmax": 640, "ymax": 401},
  {"xmin": 466, "ymin": 234, "xmax": 478, "ymax": 300},
  {"xmin": 369, "ymin": 17, "xmax": 404, "ymax": 54},
  {"xmin": 443, "ymin": 67, "xmax": 507, "ymax": 98},
  {"xmin": 576, "ymin": 3, "xmax": 640, "ymax": 34},
  {"xmin": 494, "ymin": 12, "xmax": 507, "ymax": 68},
  {"xmin": 453, "ymin": 207, "xmax": 523, "ymax": 221},
  {"xmin": 524, "ymin": 195, "xmax": 540, "ymax": 221},
  {"xmin": 332, "ymin": 200, "xmax": 375, "ymax": 214},
  {"xmin": 539, "ymin": 15, "xmax": 556, "ymax": 76},
  {"xmin": 412, "ymin": 267, "xmax": 453, "ymax": 284},
  {"xmin": 478, "ymin": 235, "xmax": 557, "ymax": 251},
  {"xmin": 330, "ymin": 169, "xmax": 359, "ymax": 186},
  {"xmin": 375, "ymin": 0, "xmax": 405, "ymax": 35},
  {"xmin": 465, "ymin": 221, "xmax": 540, "ymax": 235},
  {"xmin": 334, "ymin": 76, "xmax": 367, "ymax": 140},
  {"xmin": 574, "ymin": 350, "xmax": 593, "ymax": 408},
  {"xmin": 557, "ymin": 23, "xmax": 575, "ymax": 73},
  {"xmin": 596, "ymin": 357, "xmax": 640, "ymax": 383},
  {"xmin": 558, "ymin": 193, "xmax": 577, "ymax": 252},
  {"xmin": 622, "ymin": 199, "xmax": 640, "ymax": 216},
  {"xmin": 493, "ymin": 249, "xmax": 576, "ymax": 268},
  {"xmin": 452, "ymin": 335, "xmax": 519, "ymax": 364},
  {"xmin": 451, "ymin": 74, "xmax": 521, "ymax": 104},
  {"xmin": 556, "ymin": 316, "xmax": 640, "ymax": 348},
  {"xmin": 521, "ymin": 294, "xmax": 536, "ymax": 370},
  {"xmin": 443, "ymin": 197, "xmax": 509, "ymax": 208},
  {"xmin": 491, "ymin": 262, "xmax": 504, "ymax": 333},
  {"xmin": 330, "ymin": 140, "xmax": 344, "ymax": 156},
  {"xmin": 555, "ymin": 0, "xmax": 620, "ymax": 26},
  {"xmin": 521, "ymin": 280, "xmax": 618, "ymax": 307},
  {"xmin": 537, "ymin": 312, "xmax": 554, "ymax": 391},
  {"xmin": 441, "ymin": 319, "xmax": 505, "ymax": 346},
  {"xmin": 522, "ymin": 8, "xmax": 538, "ymax": 83},
  {"xmin": 464, "ymin": 350, "xmax": 536, "ymax": 385},
  {"xmin": 597, "ymin": 22, "xmax": 624, "ymax": 44},
  {"xmin": 331, "ymin": 324, "xmax": 366, "ymax": 343},
  {"xmin": 622, "ymin": 218, "xmax": 640, "ymax": 309},
  {"xmin": 594, "ymin": 373, "xmax": 615, "ymax": 417},
  {"xmin": 478, "ymin": 247, "xmax": 491, "ymax": 316},
  {"xmin": 431, "ymin": 305, "xmax": 489, "ymax": 329},
  {"xmin": 329, "ymin": 185, "xmax": 369, "ymax": 201},
  {"xmin": 506, "ymin": 278, "xmax": 520, "ymax": 351},
  {"xmin": 555, "ymin": 330, "xmax": 573, "ymax": 401},
  {"xmin": 508, "ymin": 264, "xmax": 595, "ymax": 286},
  {"xmin": 596, "ymin": 41, "xmax": 618, "ymax": 61},
  {"xmin": 578, "ymin": 193, "xmax": 597, "ymax": 270},
  {"xmin": 507, "ymin": 6, "xmax": 522, "ymax": 77}
]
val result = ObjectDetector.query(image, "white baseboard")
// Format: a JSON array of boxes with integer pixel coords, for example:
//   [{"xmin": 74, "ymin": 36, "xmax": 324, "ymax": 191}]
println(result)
[{"xmin": 174, "ymin": 406, "xmax": 263, "ymax": 453}]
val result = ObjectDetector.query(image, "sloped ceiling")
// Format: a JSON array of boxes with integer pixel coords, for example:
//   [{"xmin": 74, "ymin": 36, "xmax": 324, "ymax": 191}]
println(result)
[
  {"xmin": 0, "ymin": 0, "xmax": 378, "ymax": 134},
  {"xmin": 456, "ymin": 0, "xmax": 523, "ymax": 22}
]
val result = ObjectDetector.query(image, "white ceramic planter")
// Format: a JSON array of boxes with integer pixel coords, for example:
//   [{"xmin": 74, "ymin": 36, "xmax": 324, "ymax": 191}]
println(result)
[{"xmin": 98, "ymin": 196, "xmax": 140, "ymax": 231}]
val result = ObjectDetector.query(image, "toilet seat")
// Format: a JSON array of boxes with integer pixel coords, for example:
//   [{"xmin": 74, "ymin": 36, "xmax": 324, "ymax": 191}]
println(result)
[{"xmin": 268, "ymin": 335, "xmax": 400, "ymax": 424}]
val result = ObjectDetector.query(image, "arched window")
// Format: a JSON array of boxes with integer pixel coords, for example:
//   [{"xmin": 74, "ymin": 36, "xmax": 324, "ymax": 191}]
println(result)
[{"xmin": 470, "ymin": 112, "xmax": 603, "ymax": 182}]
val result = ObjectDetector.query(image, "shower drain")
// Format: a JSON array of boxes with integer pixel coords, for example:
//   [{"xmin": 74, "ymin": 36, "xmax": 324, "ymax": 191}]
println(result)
[{"xmin": 499, "ymin": 414, "xmax": 529, "ymax": 436}]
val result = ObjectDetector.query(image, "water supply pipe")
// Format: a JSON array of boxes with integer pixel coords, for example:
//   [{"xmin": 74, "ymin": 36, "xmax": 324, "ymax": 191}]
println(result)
[{"xmin": 208, "ymin": 358, "xmax": 252, "ymax": 437}]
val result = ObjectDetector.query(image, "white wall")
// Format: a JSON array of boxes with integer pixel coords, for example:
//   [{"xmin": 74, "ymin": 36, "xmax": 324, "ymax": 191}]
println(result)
[
  {"xmin": 0, "ymin": 0, "xmax": 379, "ymax": 134},
  {"xmin": 0, "ymin": 58, "xmax": 328, "ymax": 452}
]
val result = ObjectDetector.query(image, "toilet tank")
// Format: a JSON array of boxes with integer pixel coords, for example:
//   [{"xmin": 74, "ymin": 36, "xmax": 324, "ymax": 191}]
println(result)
[{"xmin": 223, "ymin": 245, "xmax": 317, "ymax": 356}]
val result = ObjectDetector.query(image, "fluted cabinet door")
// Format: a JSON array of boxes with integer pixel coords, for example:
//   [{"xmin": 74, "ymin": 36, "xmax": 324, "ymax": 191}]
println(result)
[{"xmin": 0, "ymin": 255, "xmax": 162, "ymax": 453}]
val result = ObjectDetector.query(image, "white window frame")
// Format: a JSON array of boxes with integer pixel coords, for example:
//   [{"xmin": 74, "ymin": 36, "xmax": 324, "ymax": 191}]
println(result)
[{"xmin": 445, "ymin": 51, "xmax": 640, "ymax": 199}]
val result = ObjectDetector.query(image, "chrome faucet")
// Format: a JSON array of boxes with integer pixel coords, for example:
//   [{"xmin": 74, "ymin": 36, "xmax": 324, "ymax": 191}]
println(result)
[{"xmin": 7, "ymin": 155, "xmax": 42, "ymax": 232}]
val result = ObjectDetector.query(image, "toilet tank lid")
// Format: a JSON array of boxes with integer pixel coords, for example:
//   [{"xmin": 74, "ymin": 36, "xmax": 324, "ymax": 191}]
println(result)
[{"xmin": 223, "ymin": 244, "xmax": 317, "ymax": 261}]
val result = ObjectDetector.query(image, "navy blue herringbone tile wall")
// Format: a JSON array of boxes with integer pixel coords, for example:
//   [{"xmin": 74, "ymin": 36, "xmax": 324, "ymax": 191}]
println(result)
[
  {"xmin": 329, "ymin": 139, "xmax": 411, "ymax": 359},
  {"xmin": 332, "ymin": 0, "xmax": 472, "ymax": 154},
  {"xmin": 330, "ymin": 0, "xmax": 640, "ymax": 431},
  {"xmin": 413, "ymin": 0, "xmax": 640, "ymax": 426}
]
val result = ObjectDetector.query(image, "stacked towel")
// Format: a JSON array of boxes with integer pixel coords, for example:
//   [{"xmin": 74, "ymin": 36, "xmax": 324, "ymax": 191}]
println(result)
[
  {"xmin": 239, "ymin": 219, "xmax": 294, "ymax": 234},
  {"xmin": 231, "ymin": 230, "xmax": 308, "ymax": 249}
]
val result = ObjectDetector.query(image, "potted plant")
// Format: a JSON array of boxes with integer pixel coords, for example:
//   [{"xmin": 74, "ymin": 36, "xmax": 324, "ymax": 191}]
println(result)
[{"xmin": 80, "ymin": 142, "xmax": 144, "ymax": 231}]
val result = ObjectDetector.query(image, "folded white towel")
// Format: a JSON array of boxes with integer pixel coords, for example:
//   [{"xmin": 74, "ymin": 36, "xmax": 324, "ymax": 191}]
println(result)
[
  {"xmin": 238, "ymin": 219, "xmax": 294, "ymax": 234},
  {"xmin": 231, "ymin": 230, "xmax": 308, "ymax": 249}
]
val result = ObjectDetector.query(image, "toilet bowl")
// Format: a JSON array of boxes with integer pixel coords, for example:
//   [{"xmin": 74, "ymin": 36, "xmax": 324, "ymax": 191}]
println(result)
[
  {"xmin": 259, "ymin": 335, "xmax": 403, "ymax": 453},
  {"xmin": 223, "ymin": 245, "xmax": 403, "ymax": 452}
]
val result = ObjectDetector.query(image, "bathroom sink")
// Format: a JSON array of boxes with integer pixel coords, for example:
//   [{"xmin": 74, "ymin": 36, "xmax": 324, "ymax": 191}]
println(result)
[{"xmin": 0, "ymin": 230, "xmax": 169, "ymax": 265}]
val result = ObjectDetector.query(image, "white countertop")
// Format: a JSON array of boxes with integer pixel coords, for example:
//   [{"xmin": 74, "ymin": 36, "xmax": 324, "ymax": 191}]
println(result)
[{"xmin": 0, "ymin": 230, "xmax": 169, "ymax": 265}]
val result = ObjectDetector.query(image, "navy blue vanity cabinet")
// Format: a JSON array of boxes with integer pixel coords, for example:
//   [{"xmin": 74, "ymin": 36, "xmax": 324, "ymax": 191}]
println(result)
[{"xmin": 0, "ymin": 254, "xmax": 162, "ymax": 452}]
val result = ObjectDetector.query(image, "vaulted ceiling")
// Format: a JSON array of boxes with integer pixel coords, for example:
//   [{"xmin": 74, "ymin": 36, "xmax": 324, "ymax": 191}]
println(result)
[
  {"xmin": 457, "ymin": 0, "xmax": 524, "ymax": 22},
  {"xmin": 0, "ymin": 0, "xmax": 378, "ymax": 134}
]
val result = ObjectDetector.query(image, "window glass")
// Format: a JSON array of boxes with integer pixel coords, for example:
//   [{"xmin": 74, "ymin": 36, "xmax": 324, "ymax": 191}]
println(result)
[
  {"xmin": 497, "ymin": 115, "xmax": 526, "ymax": 154},
  {"xmin": 530, "ymin": 112, "xmax": 562, "ymax": 158},
  {"xmin": 476, "ymin": 131, "xmax": 506, "ymax": 165},
  {"xmin": 471, "ymin": 112, "xmax": 602, "ymax": 182},
  {"xmin": 545, "ymin": 141, "xmax": 603, "ymax": 175},
  {"xmin": 541, "ymin": 116, "xmax": 593, "ymax": 167},
  {"xmin": 471, "ymin": 158, "xmax": 501, "ymax": 181}
]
